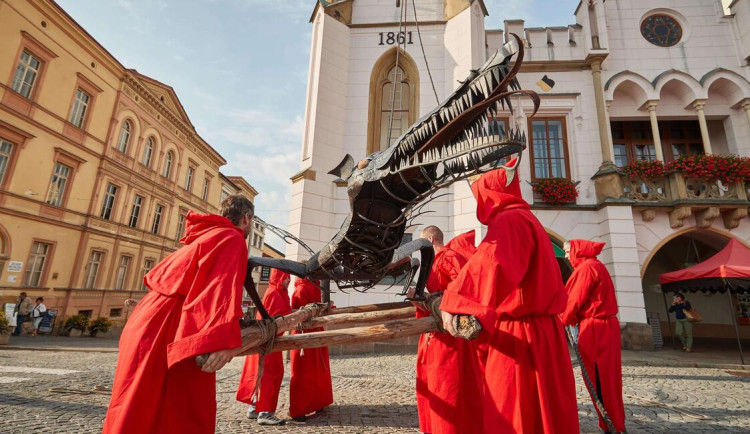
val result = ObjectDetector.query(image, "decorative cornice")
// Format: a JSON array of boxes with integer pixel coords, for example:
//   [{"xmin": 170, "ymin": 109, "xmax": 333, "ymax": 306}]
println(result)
[{"xmin": 290, "ymin": 168, "xmax": 317, "ymax": 184}]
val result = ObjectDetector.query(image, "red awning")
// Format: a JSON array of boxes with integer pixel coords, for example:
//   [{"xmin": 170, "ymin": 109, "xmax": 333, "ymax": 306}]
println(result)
[{"xmin": 660, "ymin": 239, "xmax": 750, "ymax": 294}]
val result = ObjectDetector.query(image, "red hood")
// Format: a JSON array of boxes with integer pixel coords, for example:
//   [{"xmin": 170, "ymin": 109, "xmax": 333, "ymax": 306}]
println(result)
[
  {"xmin": 295, "ymin": 278, "xmax": 320, "ymax": 291},
  {"xmin": 267, "ymin": 269, "xmax": 290, "ymax": 293},
  {"xmin": 471, "ymin": 158, "xmax": 529, "ymax": 225},
  {"xmin": 444, "ymin": 230, "xmax": 477, "ymax": 261},
  {"xmin": 181, "ymin": 211, "xmax": 242, "ymax": 244},
  {"xmin": 568, "ymin": 239, "xmax": 605, "ymax": 267}
]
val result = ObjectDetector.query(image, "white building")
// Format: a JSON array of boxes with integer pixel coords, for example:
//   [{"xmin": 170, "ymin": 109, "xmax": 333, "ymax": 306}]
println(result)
[{"xmin": 287, "ymin": 0, "xmax": 750, "ymax": 348}]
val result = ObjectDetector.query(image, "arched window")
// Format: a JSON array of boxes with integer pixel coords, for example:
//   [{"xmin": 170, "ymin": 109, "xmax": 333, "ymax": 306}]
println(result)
[
  {"xmin": 162, "ymin": 151, "xmax": 174, "ymax": 179},
  {"xmin": 367, "ymin": 48, "xmax": 419, "ymax": 154},
  {"xmin": 379, "ymin": 66, "xmax": 410, "ymax": 151},
  {"xmin": 116, "ymin": 120, "xmax": 131, "ymax": 153},
  {"xmin": 142, "ymin": 137, "xmax": 154, "ymax": 167}
]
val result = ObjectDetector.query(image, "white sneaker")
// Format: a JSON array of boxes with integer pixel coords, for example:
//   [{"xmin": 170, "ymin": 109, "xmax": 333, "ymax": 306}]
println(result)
[{"xmin": 258, "ymin": 412, "xmax": 285, "ymax": 426}]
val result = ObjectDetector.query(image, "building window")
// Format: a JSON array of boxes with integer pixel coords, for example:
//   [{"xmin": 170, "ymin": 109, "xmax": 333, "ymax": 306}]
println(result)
[
  {"xmin": 0, "ymin": 140, "xmax": 12, "ymax": 186},
  {"xmin": 142, "ymin": 137, "xmax": 154, "ymax": 167},
  {"xmin": 151, "ymin": 204, "xmax": 163, "ymax": 234},
  {"xmin": 116, "ymin": 120, "xmax": 131, "ymax": 153},
  {"xmin": 129, "ymin": 195, "xmax": 143, "ymax": 228},
  {"xmin": 220, "ymin": 187, "xmax": 231, "ymax": 203},
  {"xmin": 185, "ymin": 166, "xmax": 195, "ymax": 191},
  {"xmin": 202, "ymin": 178, "xmax": 210, "ymax": 200},
  {"xmin": 176, "ymin": 212, "xmax": 186, "ymax": 241},
  {"xmin": 115, "ymin": 255, "xmax": 131, "ymax": 290},
  {"xmin": 162, "ymin": 151, "xmax": 174, "ymax": 178},
  {"xmin": 78, "ymin": 310, "xmax": 93, "ymax": 318},
  {"xmin": 69, "ymin": 88, "xmax": 91, "ymax": 128},
  {"xmin": 24, "ymin": 242, "xmax": 50, "ymax": 286},
  {"xmin": 45, "ymin": 162, "xmax": 71, "ymax": 207},
  {"xmin": 661, "ymin": 120, "xmax": 704, "ymax": 161},
  {"xmin": 109, "ymin": 308, "xmax": 123, "ymax": 317},
  {"xmin": 641, "ymin": 14, "xmax": 682, "ymax": 47},
  {"xmin": 141, "ymin": 259, "xmax": 154, "ymax": 291},
  {"xmin": 367, "ymin": 49, "xmax": 419, "ymax": 155},
  {"xmin": 83, "ymin": 250, "xmax": 104, "ymax": 289},
  {"xmin": 11, "ymin": 51, "xmax": 40, "ymax": 98},
  {"xmin": 379, "ymin": 66, "xmax": 411, "ymax": 151},
  {"xmin": 529, "ymin": 118, "xmax": 570, "ymax": 180},
  {"xmin": 610, "ymin": 121, "xmax": 657, "ymax": 168},
  {"xmin": 100, "ymin": 183, "xmax": 118, "ymax": 220}
]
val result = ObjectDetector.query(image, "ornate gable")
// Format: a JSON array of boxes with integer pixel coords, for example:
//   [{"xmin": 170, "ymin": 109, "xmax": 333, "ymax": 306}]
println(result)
[{"xmin": 128, "ymin": 70, "xmax": 194, "ymax": 128}]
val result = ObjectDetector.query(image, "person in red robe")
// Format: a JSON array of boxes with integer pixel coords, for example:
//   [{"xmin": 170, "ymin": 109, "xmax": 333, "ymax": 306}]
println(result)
[
  {"xmin": 236, "ymin": 268, "xmax": 292, "ymax": 426},
  {"xmin": 440, "ymin": 159, "xmax": 580, "ymax": 433},
  {"xmin": 103, "ymin": 196, "xmax": 255, "ymax": 434},
  {"xmin": 561, "ymin": 239, "xmax": 626, "ymax": 433},
  {"xmin": 288, "ymin": 278, "xmax": 334, "ymax": 420},
  {"xmin": 415, "ymin": 226, "xmax": 484, "ymax": 434}
]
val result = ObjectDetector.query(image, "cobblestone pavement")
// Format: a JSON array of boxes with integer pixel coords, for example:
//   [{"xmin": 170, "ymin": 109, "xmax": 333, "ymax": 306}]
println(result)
[{"xmin": 0, "ymin": 347, "xmax": 749, "ymax": 433}]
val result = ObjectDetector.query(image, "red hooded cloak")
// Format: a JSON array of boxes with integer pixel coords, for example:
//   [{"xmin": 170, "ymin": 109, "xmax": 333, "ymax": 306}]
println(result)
[
  {"xmin": 103, "ymin": 212, "xmax": 248, "ymax": 434},
  {"xmin": 440, "ymin": 161, "xmax": 580, "ymax": 433},
  {"xmin": 416, "ymin": 231, "xmax": 485, "ymax": 434},
  {"xmin": 236, "ymin": 269, "xmax": 292, "ymax": 413},
  {"xmin": 288, "ymin": 278, "xmax": 334, "ymax": 418},
  {"xmin": 561, "ymin": 239, "xmax": 626, "ymax": 432}
]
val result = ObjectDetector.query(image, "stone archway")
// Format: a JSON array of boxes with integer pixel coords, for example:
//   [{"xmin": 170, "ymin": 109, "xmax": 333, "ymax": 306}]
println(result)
[{"xmin": 640, "ymin": 229, "xmax": 750, "ymax": 345}]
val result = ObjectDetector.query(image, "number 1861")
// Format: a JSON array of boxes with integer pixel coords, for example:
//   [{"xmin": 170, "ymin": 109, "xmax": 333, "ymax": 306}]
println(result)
[{"xmin": 379, "ymin": 31, "xmax": 414, "ymax": 46}]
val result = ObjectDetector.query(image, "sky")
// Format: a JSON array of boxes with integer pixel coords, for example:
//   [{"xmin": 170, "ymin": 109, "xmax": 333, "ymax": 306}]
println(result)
[{"xmin": 56, "ymin": 0, "xmax": 578, "ymax": 249}]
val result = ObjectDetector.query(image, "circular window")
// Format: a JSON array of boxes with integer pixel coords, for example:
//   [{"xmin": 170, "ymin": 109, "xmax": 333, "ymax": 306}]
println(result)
[{"xmin": 641, "ymin": 14, "xmax": 683, "ymax": 47}]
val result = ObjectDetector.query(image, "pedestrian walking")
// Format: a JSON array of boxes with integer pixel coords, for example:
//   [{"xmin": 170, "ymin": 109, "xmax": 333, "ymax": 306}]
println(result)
[
  {"xmin": 12, "ymin": 292, "xmax": 33, "ymax": 336},
  {"xmin": 669, "ymin": 293, "xmax": 694, "ymax": 352},
  {"xmin": 29, "ymin": 297, "xmax": 48, "ymax": 337}
]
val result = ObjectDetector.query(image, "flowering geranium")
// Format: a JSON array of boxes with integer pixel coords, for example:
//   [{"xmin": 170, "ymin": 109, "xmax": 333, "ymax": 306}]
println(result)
[
  {"xmin": 665, "ymin": 154, "xmax": 750, "ymax": 184},
  {"xmin": 620, "ymin": 160, "xmax": 667, "ymax": 180},
  {"xmin": 532, "ymin": 178, "xmax": 579, "ymax": 205}
]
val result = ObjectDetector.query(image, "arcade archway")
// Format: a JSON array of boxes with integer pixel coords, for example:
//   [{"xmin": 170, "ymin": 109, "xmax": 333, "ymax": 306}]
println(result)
[{"xmin": 641, "ymin": 229, "xmax": 750, "ymax": 346}]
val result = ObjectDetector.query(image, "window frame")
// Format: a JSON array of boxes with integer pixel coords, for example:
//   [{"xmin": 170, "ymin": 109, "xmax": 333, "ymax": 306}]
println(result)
[
  {"xmin": 65, "ymin": 74, "xmax": 102, "ymax": 131},
  {"xmin": 100, "ymin": 183, "xmax": 119, "ymax": 220},
  {"xmin": 151, "ymin": 203, "xmax": 164, "ymax": 235},
  {"xmin": 175, "ymin": 211, "xmax": 187, "ymax": 242},
  {"xmin": 0, "ymin": 121, "xmax": 34, "ymax": 191},
  {"xmin": 0, "ymin": 139, "xmax": 15, "ymax": 189},
  {"xmin": 41, "ymin": 148, "xmax": 85, "ymax": 209},
  {"xmin": 610, "ymin": 121, "xmax": 659, "ymax": 168},
  {"xmin": 22, "ymin": 240, "xmax": 55, "ymax": 287},
  {"xmin": 140, "ymin": 258, "xmax": 155, "ymax": 291},
  {"xmin": 660, "ymin": 120, "xmax": 705, "ymax": 161},
  {"xmin": 162, "ymin": 151, "xmax": 174, "ymax": 179},
  {"xmin": 128, "ymin": 194, "xmax": 144, "ymax": 228},
  {"xmin": 10, "ymin": 50, "xmax": 41, "ymax": 99},
  {"xmin": 44, "ymin": 162, "xmax": 71, "ymax": 207},
  {"xmin": 201, "ymin": 177, "xmax": 210, "ymax": 201},
  {"xmin": 527, "ymin": 116, "xmax": 572, "ymax": 181},
  {"xmin": 142, "ymin": 136, "xmax": 155, "ymax": 168},
  {"xmin": 114, "ymin": 255, "xmax": 132, "ymax": 290},
  {"xmin": 83, "ymin": 249, "xmax": 105, "ymax": 289},
  {"xmin": 5, "ymin": 32, "xmax": 57, "ymax": 102},
  {"xmin": 184, "ymin": 165, "xmax": 195, "ymax": 191},
  {"xmin": 116, "ymin": 119, "xmax": 132, "ymax": 154}
]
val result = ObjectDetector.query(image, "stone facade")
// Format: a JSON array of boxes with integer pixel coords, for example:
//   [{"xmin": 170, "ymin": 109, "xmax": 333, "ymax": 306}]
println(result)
[{"xmin": 290, "ymin": 0, "xmax": 750, "ymax": 348}]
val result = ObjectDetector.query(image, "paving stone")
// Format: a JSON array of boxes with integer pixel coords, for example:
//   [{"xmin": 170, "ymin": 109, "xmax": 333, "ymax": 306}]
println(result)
[{"xmin": 0, "ymin": 349, "xmax": 748, "ymax": 433}]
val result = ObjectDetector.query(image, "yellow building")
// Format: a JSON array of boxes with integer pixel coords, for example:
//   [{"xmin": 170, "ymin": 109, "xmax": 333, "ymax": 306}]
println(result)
[{"xmin": 0, "ymin": 0, "xmax": 257, "ymax": 330}]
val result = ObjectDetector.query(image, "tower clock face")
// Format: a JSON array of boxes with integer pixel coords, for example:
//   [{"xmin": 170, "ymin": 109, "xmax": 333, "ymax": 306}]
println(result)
[{"xmin": 641, "ymin": 14, "xmax": 683, "ymax": 47}]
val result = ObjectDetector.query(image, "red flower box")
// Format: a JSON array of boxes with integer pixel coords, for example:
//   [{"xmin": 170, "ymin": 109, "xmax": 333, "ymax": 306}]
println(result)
[{"xmin": 532, "ymin": 178, "xmax": 579, "ymax": 205}]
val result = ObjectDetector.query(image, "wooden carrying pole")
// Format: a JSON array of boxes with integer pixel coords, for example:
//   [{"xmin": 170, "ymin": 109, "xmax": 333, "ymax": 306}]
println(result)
[
  {"xmin": 308, "ymin": 306, "xmax": 415, "ymax": 329},
  {"xmin": 237, "ymin": 317, "xmax": 438, "ymax": 356}
]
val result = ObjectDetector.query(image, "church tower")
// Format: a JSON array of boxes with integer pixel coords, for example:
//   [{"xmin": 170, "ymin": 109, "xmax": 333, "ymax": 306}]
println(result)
[{"xmin": 287, "ymin": 0, "xmax": 489, "ymax": 305}]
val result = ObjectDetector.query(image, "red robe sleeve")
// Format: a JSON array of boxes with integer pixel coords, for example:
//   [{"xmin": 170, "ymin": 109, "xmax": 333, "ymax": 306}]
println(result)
[
  {"xmin": 560, "ymin": 263, "xmax": 596, "ymax": 326},
  {"xmin": 166, "ymin": 231, "xmax": 247, "ymax": 367}
]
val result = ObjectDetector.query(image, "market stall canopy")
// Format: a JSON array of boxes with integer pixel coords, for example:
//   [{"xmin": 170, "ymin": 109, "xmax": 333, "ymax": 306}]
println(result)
[{"xmin": 660, "ymin": 239, "xmax": 750, "ymax": 294}]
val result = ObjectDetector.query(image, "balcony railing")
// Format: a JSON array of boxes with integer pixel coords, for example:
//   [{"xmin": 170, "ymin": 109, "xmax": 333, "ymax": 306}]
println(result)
[{"xmin": 618, "ymin": 171, "xmax": 749, "ymax": 229}]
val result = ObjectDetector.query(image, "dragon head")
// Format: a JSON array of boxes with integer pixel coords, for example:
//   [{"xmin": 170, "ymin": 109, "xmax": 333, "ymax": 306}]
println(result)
[{"xmin": 329, "ymin": 34, "xmax": 539, "ymax": 208}]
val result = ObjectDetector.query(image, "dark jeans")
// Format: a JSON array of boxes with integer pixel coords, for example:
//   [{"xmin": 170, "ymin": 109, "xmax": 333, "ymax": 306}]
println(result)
[{"xmin": 12, "ymin": 314, "xmax": 26, "ymax": 336}]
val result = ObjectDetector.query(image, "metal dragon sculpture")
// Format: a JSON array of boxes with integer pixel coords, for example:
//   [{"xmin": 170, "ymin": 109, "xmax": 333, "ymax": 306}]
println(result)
[{"xmin": 248, "ymin": 34, "xmax": 539, "ymax": 317}]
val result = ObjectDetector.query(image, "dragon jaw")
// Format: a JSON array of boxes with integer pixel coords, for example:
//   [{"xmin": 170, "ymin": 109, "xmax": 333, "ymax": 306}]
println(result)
[{"xmin": 331, "ymin": 34, "xmax": 539, "ymax": 206}]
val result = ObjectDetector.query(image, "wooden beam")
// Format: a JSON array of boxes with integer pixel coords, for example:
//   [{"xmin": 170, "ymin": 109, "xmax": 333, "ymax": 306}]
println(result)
[
  {"xmin": 306, "ymin": 306, "xmax": 416, "ymax": 329},
  {"xmin": 324, "ymin": 301, "xmax": 412, "ymax": 315}
]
